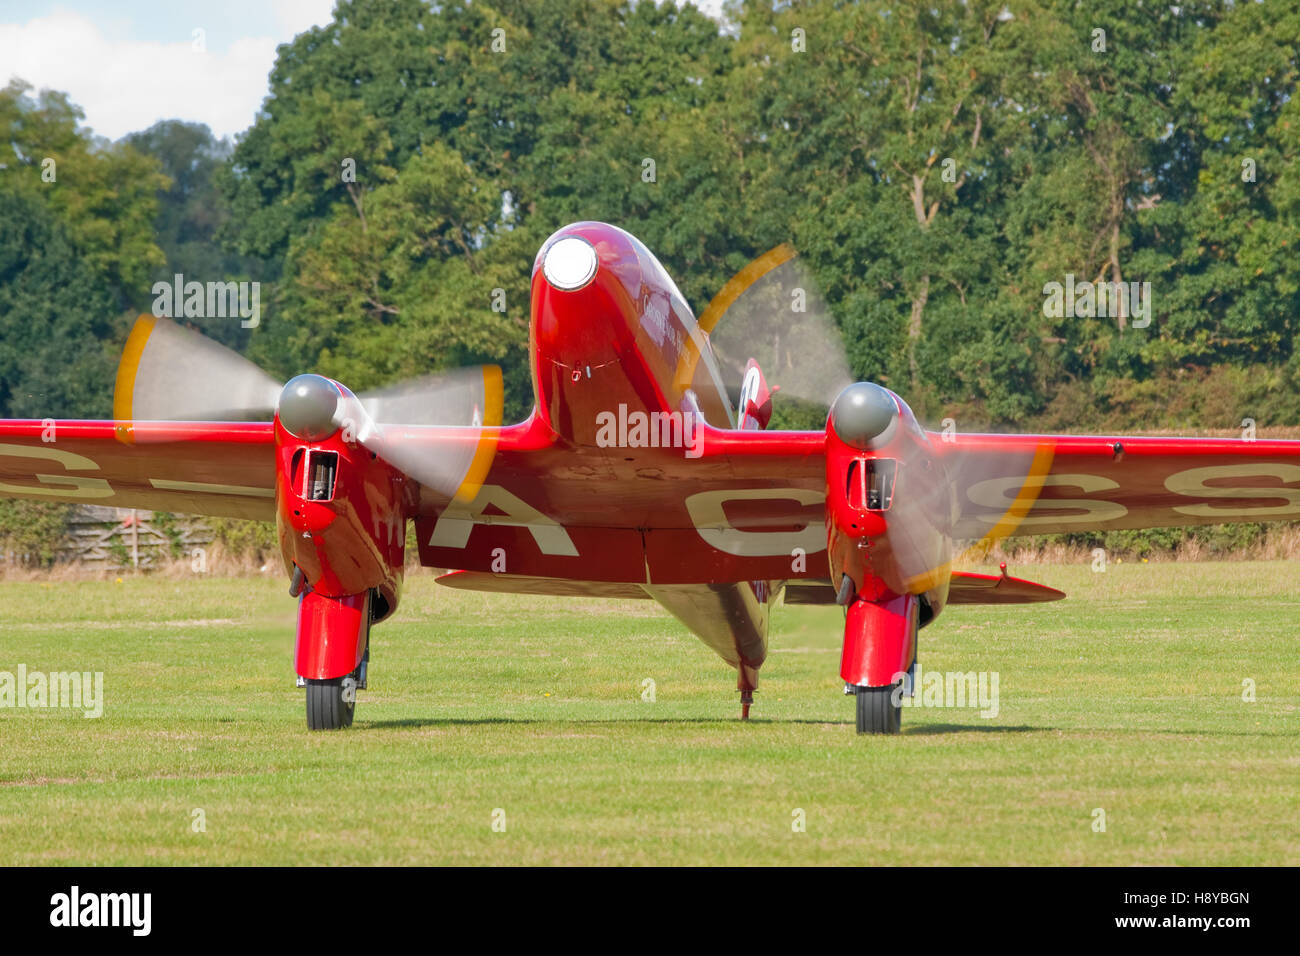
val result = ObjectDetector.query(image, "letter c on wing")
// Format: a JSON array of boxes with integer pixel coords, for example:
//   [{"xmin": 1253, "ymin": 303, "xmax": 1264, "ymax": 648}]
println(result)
[{"xmin": 685, "ymin": 488, "xmax": 825, "ymax": 556}]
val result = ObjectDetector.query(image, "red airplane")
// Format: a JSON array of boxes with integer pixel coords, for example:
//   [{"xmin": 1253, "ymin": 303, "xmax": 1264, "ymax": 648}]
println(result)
[{"xmin": 2, "ymin": 220, "xmax": 1297, "ymax": 733}]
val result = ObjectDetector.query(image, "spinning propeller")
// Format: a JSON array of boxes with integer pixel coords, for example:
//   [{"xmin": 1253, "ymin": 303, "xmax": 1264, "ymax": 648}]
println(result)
[
  {"xmin": 706, "ymin": 247, "xmax": 1042, "ymax": 587},
  {"xmin": 702, "ymin": 244, "xmax": 853, "ymax": 411},
  {"xmin": 113, "ymin": 314, "xmax": 502, "ymax": 500}
]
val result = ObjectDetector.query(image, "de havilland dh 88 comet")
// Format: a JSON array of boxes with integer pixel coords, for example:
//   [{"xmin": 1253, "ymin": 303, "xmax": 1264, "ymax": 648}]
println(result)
[{"xmin": 3, "ymin": 221, "xmax": 1298, "ymax": 733}]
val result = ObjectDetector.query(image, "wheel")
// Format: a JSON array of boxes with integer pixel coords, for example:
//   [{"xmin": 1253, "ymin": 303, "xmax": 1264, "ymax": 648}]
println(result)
[
  {"xmin": 855, "ymin": 684, "xmax": 901, "ymax": 734},
  {"xmin": 306, "ymin": 677, "xmax": 355, "ymax": 730}
]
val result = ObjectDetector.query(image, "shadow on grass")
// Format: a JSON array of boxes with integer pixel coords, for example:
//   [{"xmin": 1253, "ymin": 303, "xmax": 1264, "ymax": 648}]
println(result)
[
  {"xmin": 364, "ymin": 717, "xmax": 850, "ymax": 728},
  {"xmin": 362, "ymin": 717, "xmax": 1044, "ymax": 732},
  {"xmin": 904, "ymin": 723, "xmax": 1296, "ymax": 737},
  {"xmin": 904, "ymin": 723, "xmax": 1040, "ymax": 735},
  {"xmin": 363, "ymin": 718, "xmax": 1290, "ymax": 736}
]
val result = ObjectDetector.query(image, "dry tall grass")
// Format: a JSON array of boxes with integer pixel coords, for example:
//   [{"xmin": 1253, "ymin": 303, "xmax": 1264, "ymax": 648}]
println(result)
[
  {"xmin": 975, "ymin": 524, "xmax": 1300, "ymax": 567},
  {"xmin": 0, "ymin": 538, "xmax": 449, "ymax": 582}
]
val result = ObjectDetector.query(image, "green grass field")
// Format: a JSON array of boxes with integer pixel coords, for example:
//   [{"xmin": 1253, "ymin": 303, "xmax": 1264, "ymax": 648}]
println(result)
[{"xmin": 0, "ymin": 562, "xmax": 1296, "ymax": 865}]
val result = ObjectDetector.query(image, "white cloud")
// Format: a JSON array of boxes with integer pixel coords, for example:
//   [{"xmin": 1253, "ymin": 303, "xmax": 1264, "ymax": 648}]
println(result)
[
  {"xmin": 271, "ymin": 0, "xmax": 339, "ymax": 36},
  {"xmin": 0, "ymin": 11, "xmax": 292, "ymax": 141}
]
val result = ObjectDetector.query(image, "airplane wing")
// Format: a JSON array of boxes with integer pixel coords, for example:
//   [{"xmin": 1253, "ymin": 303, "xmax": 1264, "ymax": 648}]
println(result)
[
  {"xmin": 0, "ymin": 420, "xmax": 276, "ymax": 519},
  {"xmin": 940, "ymin": 433, "xmax": 1300, "ymax": 542}
]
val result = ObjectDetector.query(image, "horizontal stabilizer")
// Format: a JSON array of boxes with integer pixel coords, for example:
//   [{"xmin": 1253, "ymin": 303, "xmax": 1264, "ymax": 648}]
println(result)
[
  {"xmin": 783, "ymin": 571, "xmax": 1065, "ymax": 606},
  {"xmin": 947, "ymin": 569, "xmax": 1065, "ymax": 605}
]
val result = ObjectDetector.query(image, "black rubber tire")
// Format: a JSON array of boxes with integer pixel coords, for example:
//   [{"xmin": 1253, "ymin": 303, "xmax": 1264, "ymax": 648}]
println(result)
[
  {"xmin": 855, "ymin": 684, "xmax": 902, "ymax": 734},
  {"xmin": 306, "ymin": 678, "xmax": 354, "ymax": 730}
]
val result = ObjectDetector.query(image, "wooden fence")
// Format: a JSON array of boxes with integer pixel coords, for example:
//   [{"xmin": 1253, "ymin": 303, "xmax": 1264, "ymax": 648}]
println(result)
[{"xmin": 54, "ymin": 505, "xmax": 214, "ymax": 568}]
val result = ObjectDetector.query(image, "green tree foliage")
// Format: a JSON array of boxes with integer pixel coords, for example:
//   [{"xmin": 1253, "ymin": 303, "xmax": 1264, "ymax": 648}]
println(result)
[
  {"xmin": 0, "ymin": 79, "xmax": 168, "ymax": 418},
  {"xmin": 0, "ymin": 499, "xmax": 68, "ymax": 568},
  {"xmin": 123, "ymin": 121, "xmax": 270, "ymax": 350},
  {"xmin": 0, "ymin": 191, "xmax": 120, "ymax": 418},
  {"xmin": 268, "ymin": 142, "xmax": 527, "ymax": 389},
  {"xmin": 0, "ymin": 80, "xmax": 167, "ymax": 306},
  {"xmin": 220, "ymin": 0, "xmax": 747, "ymax": 417},
  {"xmin": 1148, "ymin": 1, "xmax": 1300, "ymax": 378},
  {"xmin": 214, "ymin": 0, "xmax": 1300, "ymax": 431}
]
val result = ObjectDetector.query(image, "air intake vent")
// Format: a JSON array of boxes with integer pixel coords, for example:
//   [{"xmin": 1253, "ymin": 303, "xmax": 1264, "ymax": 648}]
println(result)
[
  {"xmin": 304, "ymin": 451, "xmax": 338, "ymax": 501},
  {"xmin": 847, "ymin": 458, "xmax": 896, "ymax": 511}
]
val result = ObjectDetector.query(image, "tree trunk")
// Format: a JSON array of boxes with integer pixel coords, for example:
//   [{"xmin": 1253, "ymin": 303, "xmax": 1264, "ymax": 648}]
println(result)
[{"xmin": 909, "ymin": 275, "xmax": 930, "ymax": 390}]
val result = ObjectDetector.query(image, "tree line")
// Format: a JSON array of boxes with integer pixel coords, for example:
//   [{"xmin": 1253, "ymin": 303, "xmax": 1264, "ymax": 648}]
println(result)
[{"xmin": 5, "ymin": 0, "xmax": 1300, "ymax": 429}]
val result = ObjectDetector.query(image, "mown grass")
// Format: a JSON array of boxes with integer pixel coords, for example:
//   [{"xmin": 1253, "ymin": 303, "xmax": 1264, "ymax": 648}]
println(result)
[{"xmin": 0, "ymin": 563, "xmax": 1296, "ymax": 865}]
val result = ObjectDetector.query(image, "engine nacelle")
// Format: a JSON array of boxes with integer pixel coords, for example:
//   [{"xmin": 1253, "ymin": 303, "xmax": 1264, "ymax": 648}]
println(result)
[
  {"xmin": 274, "ymin": 377, "xmax": 408, "ymax": 679},
  {"xmin": 824, "ymin": 382, "xmax": 951, "ymax": 688}
]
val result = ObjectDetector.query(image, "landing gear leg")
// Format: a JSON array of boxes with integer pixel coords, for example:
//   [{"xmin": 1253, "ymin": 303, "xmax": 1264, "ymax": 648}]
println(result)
[
  {"xmin": 296, "ymin": 589, "xmax": 372, "ymax": 731},
  {"xmin": 839, "ymin": 594, "xmax": 917, "ymax": 736},
  {"xmin": 737, "ymin": 662, "xmax": 759, "ymax": 720}
]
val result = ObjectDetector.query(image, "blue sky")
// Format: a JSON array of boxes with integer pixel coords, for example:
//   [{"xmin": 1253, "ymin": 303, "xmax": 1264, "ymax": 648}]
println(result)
[{"xmin": 2, "ymin": 1, "xmax": 726, "ymax": 143}]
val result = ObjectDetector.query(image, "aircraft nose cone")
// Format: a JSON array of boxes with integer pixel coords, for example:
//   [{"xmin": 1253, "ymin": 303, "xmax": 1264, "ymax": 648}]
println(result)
[
  {"xmin": 278, "ymin": 374, "xmax": 339, "ymax": 441},
  {"xmin": 830, "ymin": 382, "xmax": 898, "ymax": 449},
  {"xmin": 541, "ymin": 235, "xmax": 599, "ymax": 291}
]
